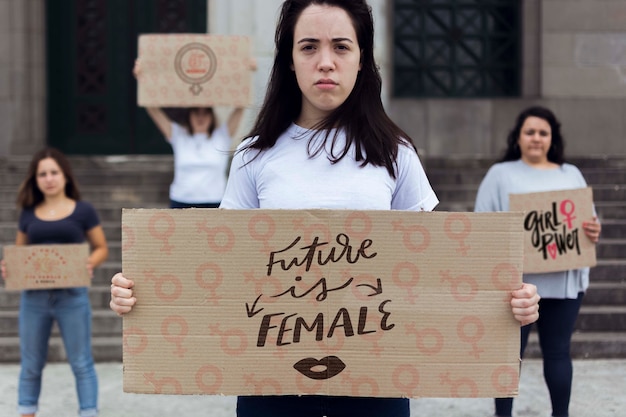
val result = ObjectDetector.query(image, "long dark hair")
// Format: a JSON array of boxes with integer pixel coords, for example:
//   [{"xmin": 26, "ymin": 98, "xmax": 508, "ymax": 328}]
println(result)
[
  {"xmin": 183, "ymin": 107, "xmax": 217, "ymax": 136},
  {"xmin": 501, "ymin": 106, "xmax": 565, "ymax": 164},
  {"xmin": 16, "ymin": 147, "xmax": 81, "ymax": 209},
  {"xmin": 243, "ymin": 0, "xmax": 414, "ymax": 178}
]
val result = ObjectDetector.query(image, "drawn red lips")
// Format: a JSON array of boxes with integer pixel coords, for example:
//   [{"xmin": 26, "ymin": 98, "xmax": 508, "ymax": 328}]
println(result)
[{"xmin": 293, "ymin": 356, "xmax": 346, "ymax": 380}]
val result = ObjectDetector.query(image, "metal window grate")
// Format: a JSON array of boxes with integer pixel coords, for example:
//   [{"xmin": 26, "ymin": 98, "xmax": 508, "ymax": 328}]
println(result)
[{"xmin": 393, "ymin": 0, "xmax": 521, "ymax": 98}]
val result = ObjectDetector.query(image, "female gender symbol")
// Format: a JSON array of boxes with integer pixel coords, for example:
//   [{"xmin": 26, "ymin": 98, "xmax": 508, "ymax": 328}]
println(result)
[
  {"xmin": 457, "ymin": 316, "xmax": 485, "ymax": 359},
  {"xmin": 392, "ymin": 365, "xmax": 420, "ymax": 397},
  {"xmin": 148, "ymin": 212, "xmax": 176, "ymax": 254},
  {"xmin": 444, "ymin": 213, "xmax": 472, "ymax": 255},
  {"xmin": 195, "ymin": 365, "xmax": 224, "ymax": 393},
  {"xmin": 491, "ymin": 365, "xmax": 519, "ymax": 395},
  {"xmin": 392, "ymin": 262, "xmax": 420, "ymax": 304},
  {"xmin": 161, "ymin": 315, "xmax": 189, "ymax": 357},
  {"xmin": 123, "ymin": 327, "xmax": 148, "ymax": 356}
]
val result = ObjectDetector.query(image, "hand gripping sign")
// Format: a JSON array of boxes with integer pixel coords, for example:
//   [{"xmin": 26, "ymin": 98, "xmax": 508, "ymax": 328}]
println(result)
[{"xmin": 121, "ymin": 209, "xmax": 524, "ymax": 398}]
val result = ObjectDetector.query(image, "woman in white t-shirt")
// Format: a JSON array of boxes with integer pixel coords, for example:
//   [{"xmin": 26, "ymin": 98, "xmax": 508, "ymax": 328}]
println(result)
[
  {"xmin": 114, "ymin": 1, "xmax": 541, "ymax": 416},
  {"xmin": 134, "ymin": 60, "xmax": 251, "ymax": 208}
]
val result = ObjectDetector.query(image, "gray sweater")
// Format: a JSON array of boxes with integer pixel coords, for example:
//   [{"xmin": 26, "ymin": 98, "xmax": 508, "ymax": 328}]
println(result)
[{"xmin": 474, "ymin": 159, "xmax": 593, "ymax": 299}]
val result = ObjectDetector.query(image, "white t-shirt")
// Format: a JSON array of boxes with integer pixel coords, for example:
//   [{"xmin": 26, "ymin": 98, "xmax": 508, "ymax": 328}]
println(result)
[
  {"xmin": 221, "ymin": 123, "xmax": 438, "ymax": 211},
  {"xmin": 169, "ymin": 122, "xmax": 231, "ymax": 204}
]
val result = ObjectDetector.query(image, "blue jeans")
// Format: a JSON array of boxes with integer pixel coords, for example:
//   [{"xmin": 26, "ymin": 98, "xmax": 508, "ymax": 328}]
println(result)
[
  {"xmin": 237, "ymin": 395, "xmax": 409, "ymax": 417},
  {"xmin": 18, "ymin": 288, "xmax": 98, "ymax": 417}
]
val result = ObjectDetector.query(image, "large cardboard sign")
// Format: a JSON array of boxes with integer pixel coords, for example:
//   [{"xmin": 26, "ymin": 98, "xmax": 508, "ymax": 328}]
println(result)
[
  {"xmin": 122, "ymin": 209, "xmax": 524, "ymax": 398},
  {"xmin": 2, "ymin": 244, "xmax": 90, "ymax": 290},
  {"xmin": 137, "ymin": 34, "xmax": 252, "ymax": 107},
  {"xmin": 509, "ymin": 187, "xmax": 596, "ymax": 273}
]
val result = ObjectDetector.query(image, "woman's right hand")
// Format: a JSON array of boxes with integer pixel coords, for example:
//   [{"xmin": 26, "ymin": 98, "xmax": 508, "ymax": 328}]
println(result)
[
  {"xmin": 110, "ymin": 272, "xmax": 136, "ymax": 316},
  {"xmin": 132, "ymin": 58, "xmax": 141, "ymax": 79}
]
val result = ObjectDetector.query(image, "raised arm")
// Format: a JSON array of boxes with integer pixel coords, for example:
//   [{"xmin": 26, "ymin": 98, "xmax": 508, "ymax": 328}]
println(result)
[{"xmin": 133, "ymin": 59, "xmax": 173, "ymax": 140}]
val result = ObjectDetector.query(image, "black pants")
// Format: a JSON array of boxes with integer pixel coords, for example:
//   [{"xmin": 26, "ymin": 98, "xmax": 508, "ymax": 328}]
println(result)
[
  {"xmin": 237, "ymin": 395, "xmax": 409, "ymax": 417},
  {"xmin": 495, "ymin": 292, "xmax": 584, "ymax": 417}
]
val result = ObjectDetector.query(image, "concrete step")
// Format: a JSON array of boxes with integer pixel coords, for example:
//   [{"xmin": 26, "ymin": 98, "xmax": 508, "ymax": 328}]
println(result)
[
  {"xmin": 590, "ymin": 260, "xmax": 626, "ymax": 282},
  {"xmin": 597, "ymin": 239, "xmax": 626, "ymax": 259},
  {"xmin": 525, "ymin": 331, "xmax": 626, "ymax": 359},
  {"xmin": 575, "ymin": 305, "xmax": 626, "ymax": 332}
]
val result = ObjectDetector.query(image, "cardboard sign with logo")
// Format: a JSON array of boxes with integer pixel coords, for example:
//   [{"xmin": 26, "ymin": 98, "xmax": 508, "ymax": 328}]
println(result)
[
  {"xmin": 509, "ymin": 187, "xmax": 596, "ymax": 273},
  {"xmin": 122, "ymin": 209, "xmax": 525, "ymax": 398},
  {"xmin": 2, "ymin": 244, "xmax": 90, "ymax": 290},
  {"xmin": 137, "ymin": 34, "xmax": 252, "ymax": 107}
]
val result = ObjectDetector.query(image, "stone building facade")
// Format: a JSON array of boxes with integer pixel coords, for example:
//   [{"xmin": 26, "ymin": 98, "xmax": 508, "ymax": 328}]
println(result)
[{"xmin": 1, "ymin": 0, "xmax": 624, "ymax": 158}]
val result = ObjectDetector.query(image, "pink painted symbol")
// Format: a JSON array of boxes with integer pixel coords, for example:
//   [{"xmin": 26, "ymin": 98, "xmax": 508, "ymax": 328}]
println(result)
[
  {"xmin": 143, "ymin": 372, "xmax": 183, "ymax": 394},
  {"xmin": 243, "ymin": 270, "xmax": 283, "ymax": 304},
  {"xmin": 392, "ymin": 365, "xmax": 420, "ymax": 397},
  {"xmin": 161, "ymin": 315, "xmax": 189, "ymax": 357},
  {"xmin": 195, "ymin": 263, "xmax": 224, "ymax": 305},
  {"xmin": 344, "ymin": 212, "xmax": 373, "ymax": 241},
  {"xmin": 248, "ymin": 213, "xmax": 276, "ymax": 253},
  {"xmin": 440, "ymin": 270, "xmax": 478, "ymax": 302},
  {"xmin": 148, "ymin": 212, "xmax": 176, "ymax": 255},
  {"xmin": 195, "ymin": 365, "xmax": 224, "ymax": 394},
  {"xmin": 391, "ymin": 220, "xmax": 431, "ymax": 253},
  {"xmin": 196, "ymin": 222, "xmax": 235, "ymax": 253},
  {"xmin": 295, "ymin": 371, "xmax": 324, "ymax": 394},
  {"xmin": 207, "ymin": 323, "xmax": 248, "ymax": 356},
  {"xmin": 405, "ymin": 323, "xmax": 444, "ymax": 355},
  {"xmin": 547, "ymin": 243, "xmax": 558, "ymax": 259},
  {"xmin": 243, "ymin": 374, "xmax": 283, "ymax": 395},
  {"xmin": 123, "ymin": 327, "xmax": 148, "ymax": 356},
  {"xmin": 457, "ymin": 316, "xmax": 485, "ymax": 359},
  {"xmin": 121, "ymin": 225, "xmax": 135, "ymax": 252},
  {"xmin": 491, "ymin": 365, "xmax": 519, "ymax": 395},
  {"xmin": 340, "ymin": 370, "xmax": 380, "ymax": 397},
  {"xmin": 439, "ymin": 372, "xmax": 479, "ymax": 397},
  {"xmin": 292, "ymin": 217, "xmax": 331, "ymax": 245},
  {"xmin": 392, "ymin": 262, "xmax": 420, "ymax": 304},
  {"xmin": 144, "ymin": 270, "xmax": 182, "ymax": 302},
  {"xmin": 559, "ymin": 199, "xmax": 576, "ymax": 229},
  {"xmin": 491, "ymin": 263, "xmax": 521, "ymax": 293},
  {"xmin": 361, "ymin": 329, "xmax": 385, "ymax": 357},
  {"xmin": 349, "ymin": 272, "xmax": 380, "ymax": 302},
  {"xmin": 444, "ymin": 214, "xmax": 472, "ymax": 255}
]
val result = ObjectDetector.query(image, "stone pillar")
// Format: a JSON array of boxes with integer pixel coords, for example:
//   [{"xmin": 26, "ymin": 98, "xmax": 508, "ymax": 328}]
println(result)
[{"xmin": 0, "ymin": 0, "xmax": 47, "ymax": 156}]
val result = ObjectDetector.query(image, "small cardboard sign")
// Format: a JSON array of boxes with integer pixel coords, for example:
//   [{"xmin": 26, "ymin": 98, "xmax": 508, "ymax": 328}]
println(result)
[
  {"xmin": 137, "ymin": 34, "xmax": 252, "ymax": 107},
  {"xmin": 2, "ymin": 244, "xmax": 90, "ymax": 290},
  {"xmin": 509, "ymin": 187, "xmax": 596, "ymax": 273},
  {"xmin": 122, "ymin": 209, "xmax": 524, "ymax": 398}
]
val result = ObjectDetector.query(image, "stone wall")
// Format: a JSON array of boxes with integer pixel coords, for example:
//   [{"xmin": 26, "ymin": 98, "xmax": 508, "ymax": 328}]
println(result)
[{"xmin": 0, "ymin": 0, "xmax": 46, "ymax": 156}]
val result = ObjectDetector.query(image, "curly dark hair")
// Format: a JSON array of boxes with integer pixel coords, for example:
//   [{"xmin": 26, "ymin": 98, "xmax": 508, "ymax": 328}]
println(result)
[{"xmin": 501, "ymin": 106, "xmax": 565, "ymax": 164}]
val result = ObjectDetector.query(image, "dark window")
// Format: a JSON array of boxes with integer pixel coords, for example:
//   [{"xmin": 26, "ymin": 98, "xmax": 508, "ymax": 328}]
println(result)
[{"xmin": 393, "ymin": 0, "xmax": 521, "ymax": 98}]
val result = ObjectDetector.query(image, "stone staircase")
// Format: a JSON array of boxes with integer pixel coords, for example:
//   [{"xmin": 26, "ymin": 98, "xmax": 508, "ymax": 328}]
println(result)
[
  {"xmin": 0, "ymin": 154, "xmax": 624, "ymax": 362},
  {"xmin": 426, "ymin": 156, "xmax": 626, "ymax": 359}
]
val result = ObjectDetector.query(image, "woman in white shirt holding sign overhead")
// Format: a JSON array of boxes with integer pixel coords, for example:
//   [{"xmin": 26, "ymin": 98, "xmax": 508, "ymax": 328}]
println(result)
[{"xmin": 133, "ymin": 60, "xmax": 254, "ymax": 208}]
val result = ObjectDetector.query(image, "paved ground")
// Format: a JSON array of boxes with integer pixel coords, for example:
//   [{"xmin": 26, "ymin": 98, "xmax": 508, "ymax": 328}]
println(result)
[{"xmin": 0, "ymin": 359, "xmax": 624, "ymax": 416}]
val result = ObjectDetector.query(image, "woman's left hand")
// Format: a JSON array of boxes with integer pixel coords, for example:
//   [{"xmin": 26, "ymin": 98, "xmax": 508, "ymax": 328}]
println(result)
[
  {"xmin": 583, "ymin": 216, "xmax": 601, "ymax": 243},
  {"xmin": 511, "ymin": 283, "xmax": 540, "ymax": 326}
]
